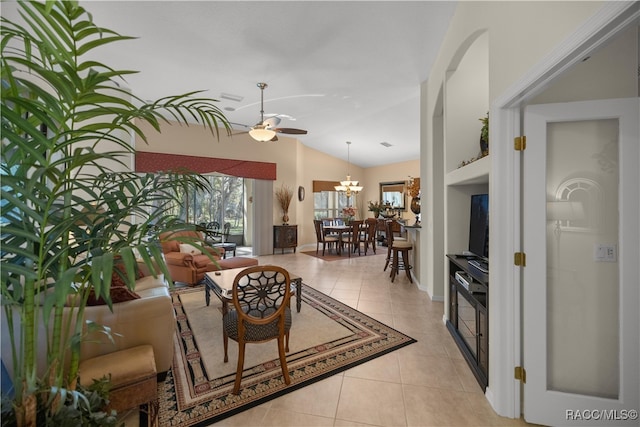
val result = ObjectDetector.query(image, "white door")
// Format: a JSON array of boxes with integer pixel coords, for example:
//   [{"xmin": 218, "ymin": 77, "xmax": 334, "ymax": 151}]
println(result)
[{"xmin": 522, "ymin": 98, "xmax": 639, "ymax": 426}]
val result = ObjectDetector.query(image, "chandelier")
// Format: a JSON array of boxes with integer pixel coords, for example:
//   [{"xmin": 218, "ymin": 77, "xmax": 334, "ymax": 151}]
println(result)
[{"xmin": 334, "ymin": 141, "xmax": 363, "ymax": 197}]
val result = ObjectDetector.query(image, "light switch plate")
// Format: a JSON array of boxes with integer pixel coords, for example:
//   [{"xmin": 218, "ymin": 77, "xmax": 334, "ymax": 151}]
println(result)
[{"xmin": 594, "ymin": 243, "xmax": 617, "ymax": 262}]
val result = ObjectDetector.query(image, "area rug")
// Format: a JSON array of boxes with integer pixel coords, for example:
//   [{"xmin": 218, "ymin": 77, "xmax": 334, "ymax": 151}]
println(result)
[
  {"xmin": 301, "ymin": 249, "xmax": 384, "ymax": 261},
  {"xmin": 156, "ymin": 283, "xmax": 416, "ymax": 426}
]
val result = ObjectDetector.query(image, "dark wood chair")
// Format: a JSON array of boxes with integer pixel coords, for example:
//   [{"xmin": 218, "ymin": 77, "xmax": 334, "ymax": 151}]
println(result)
[
  {"xmin": 204, "ymin": 221, "xmax": 222, "ymax": 244},
  {"xmin": 222, "ymin": 265, "xmax": 292, "ymax": 394},
  {"xmin": 340, "ymin": 220, "xmax": 363, "ymax": 257},
  {"xmin": 314, "ymin": 219, "xmax": 339, "ymax": 255},
  {"xmin": 361, "ymin": 218, "xmax": 378, "ymax": 255},
  {"xmin": 383, "ymin": 220, "xmax": 413, "ymax": 282}
]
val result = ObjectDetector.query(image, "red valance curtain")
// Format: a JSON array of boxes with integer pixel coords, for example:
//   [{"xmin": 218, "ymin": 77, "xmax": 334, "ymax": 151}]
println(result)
[{"xmin": 135, "ymin": 151, "xmax": 277, "ymax": 180}]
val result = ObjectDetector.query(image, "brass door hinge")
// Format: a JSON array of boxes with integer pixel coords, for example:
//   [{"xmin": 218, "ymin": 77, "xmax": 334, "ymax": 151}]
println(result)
[
  {"xmin": 514, "ymin": 136, "xmax": 527, "ymax": 151},
  {"xmin": 515, "ymin": 366, "xmax": 527, "ymax": 383},
  {"xmin": 514, "ymin": 252, "xmax": 526, "ymax": 267}
]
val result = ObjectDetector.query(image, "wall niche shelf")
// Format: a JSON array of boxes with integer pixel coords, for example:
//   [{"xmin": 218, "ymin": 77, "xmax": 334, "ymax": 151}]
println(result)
[{"xmin": 446, "ymin": 155, "xmax": 490, "ymax": 186}]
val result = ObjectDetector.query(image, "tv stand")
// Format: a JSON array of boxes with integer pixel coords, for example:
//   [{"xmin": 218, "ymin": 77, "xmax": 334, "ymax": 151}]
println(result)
[{"xmin": 446, "ymin": 255, "xmax": 489, "ymax": 390}]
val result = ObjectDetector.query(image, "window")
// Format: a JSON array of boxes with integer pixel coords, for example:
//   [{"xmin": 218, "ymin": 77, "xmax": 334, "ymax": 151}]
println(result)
[
  {"xmin": 313, "ymin": 191, "xmax": 356, "ymax": 219},
  {"xmin": 312, "ymin": 180, "xmax": 359, "ymax": 219},
  {"xmin": 165, "ymin": 174, "xmax": 246, "ymax": 236}
]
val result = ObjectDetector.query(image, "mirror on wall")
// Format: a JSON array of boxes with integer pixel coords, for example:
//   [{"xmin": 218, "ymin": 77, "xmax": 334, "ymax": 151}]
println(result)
[{"xmin": 380, "ymin": 181, "xmax": 406, "ymax": 210}]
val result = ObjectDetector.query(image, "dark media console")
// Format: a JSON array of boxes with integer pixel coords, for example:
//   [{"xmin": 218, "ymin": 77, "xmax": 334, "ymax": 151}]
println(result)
[{"xmin": 446, "ymin": 254, "xmax": 489, "ymax": 391}]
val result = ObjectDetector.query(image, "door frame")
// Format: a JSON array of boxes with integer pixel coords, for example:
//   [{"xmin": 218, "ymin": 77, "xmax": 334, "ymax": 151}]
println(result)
[{"xmin": 488, "ymin": 1, "xmax": 640, "ymax": 418}]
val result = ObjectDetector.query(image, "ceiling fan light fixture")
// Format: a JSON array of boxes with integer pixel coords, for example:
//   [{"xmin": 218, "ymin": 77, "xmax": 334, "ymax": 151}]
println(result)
[{"xmin": 249, "ymin": 125, "xmax": 276, "ymax": 142}]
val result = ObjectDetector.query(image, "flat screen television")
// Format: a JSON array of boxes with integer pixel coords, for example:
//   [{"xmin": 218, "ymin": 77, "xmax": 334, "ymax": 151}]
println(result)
[{"xmin": 468, "ymin": 193, "xmax": 489, "ymax": 260}]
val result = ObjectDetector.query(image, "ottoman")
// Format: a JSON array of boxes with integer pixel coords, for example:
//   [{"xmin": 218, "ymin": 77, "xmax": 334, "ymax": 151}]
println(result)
[
  {"xmin": 218, "ymin": 256, "xmax": 259, "ymax": 270},
  {"xmin": 79, "ymin": 345, "xmax": 157, "ymax": 415}
]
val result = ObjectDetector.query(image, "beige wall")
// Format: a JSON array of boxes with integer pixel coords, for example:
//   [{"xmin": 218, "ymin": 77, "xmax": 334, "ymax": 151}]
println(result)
[
  {"xmin": 420, "ymin": 0, "xmax": 635, "ymax": 415},
  {"xmin": 134, "ymin": 120, "xmax": 418, "ymax": 247},
  {"xmin": 421, "ymin": 1, "xmax": 606, "ymax": 297}
]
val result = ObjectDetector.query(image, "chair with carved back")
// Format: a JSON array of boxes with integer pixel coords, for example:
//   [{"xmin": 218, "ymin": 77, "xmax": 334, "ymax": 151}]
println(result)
[{"xmin": 222, "ymin": 265, "xmax": 292, "ymax": 394}]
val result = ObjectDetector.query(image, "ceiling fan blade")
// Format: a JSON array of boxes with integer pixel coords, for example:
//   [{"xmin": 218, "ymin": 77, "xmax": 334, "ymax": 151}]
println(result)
[{"xmin": 273, "ymin": 128, "xmax": 308, "ymax": 135}]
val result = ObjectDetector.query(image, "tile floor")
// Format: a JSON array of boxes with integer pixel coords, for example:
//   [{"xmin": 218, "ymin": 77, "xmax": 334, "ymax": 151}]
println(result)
[{"xmin": 129, "ymin": 247, "xmax": 533, "ymax": 426}]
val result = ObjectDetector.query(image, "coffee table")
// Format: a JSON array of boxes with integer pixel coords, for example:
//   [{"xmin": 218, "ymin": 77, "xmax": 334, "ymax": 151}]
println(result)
[
  {"xmin": 212, "ymin": 242, "xmax": 237, "ymax": 258},
  {"xmin": 204, "ymin": 267, "xmax": 302, "ymax": 313}
]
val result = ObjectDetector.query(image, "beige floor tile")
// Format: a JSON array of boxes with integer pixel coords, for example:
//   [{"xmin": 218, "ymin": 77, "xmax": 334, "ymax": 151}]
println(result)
[
  {"xmin": 398, "ymin": 331, "xmax": 449, "ymax": 358},
  {"xmin": 329, "ymin": 288, "xmax": 361, "ymax": 302},
  {"xmin": 270, "ymin": 375, "xmax": 342, "ymax": 418},
  {"xmin": 145, "ymin": 249, "xmax": 538, "ymax": 427},
  {"xmin": 398, "ymin": 352, "xmax": 464, "ymax": 391},
  {"xmin": 344, "ymin": 351, "xmax": 401, "ymax": 383},
  {"xmin": 257, "ymin": 407, "xmax": 334, "ymax": 426},
  {"xmin": 402, "ymin": 383, "xmax": 483, "ymax": 426},
  {"xmin": 210, "ymin": 404, "xmax": 269, "ymax": 426},
  {"xmin": 357, "ymin": 298, "xmax": 393, "ymax": 315},
  {"xmin": 336, "ymin": 377, "xmax": 407, "ymax": 426}
]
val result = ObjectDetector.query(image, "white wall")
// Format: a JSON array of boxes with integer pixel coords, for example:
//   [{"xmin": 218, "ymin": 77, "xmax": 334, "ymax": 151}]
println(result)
[{"xmin": 420, "ymin": 0, "xmax": 609, "ymax": 417}]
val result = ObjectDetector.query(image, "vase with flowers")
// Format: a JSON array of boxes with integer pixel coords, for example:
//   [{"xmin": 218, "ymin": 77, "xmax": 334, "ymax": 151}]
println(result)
[
  {"xmin": 367, "ymin": 201, "xmax": 383, "ymax": 218},
  {"xmin": 342, "ymin": 206, "xmax": 356, "ymax": 224}
]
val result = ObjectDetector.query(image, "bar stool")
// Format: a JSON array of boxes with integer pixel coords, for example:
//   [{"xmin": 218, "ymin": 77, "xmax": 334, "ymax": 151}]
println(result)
[{"xmin": 383, "ymin": 220, "xmax": 413, "ymax": 283}]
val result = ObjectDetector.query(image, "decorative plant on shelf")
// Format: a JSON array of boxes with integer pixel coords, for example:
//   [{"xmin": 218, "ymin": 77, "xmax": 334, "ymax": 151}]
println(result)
[
  {"xmin": 367, "ymin": 201, "xmax": 383, "ymax": 218},
  {"xmin": 275, "ymin": 184, "xmax": 293, "ymax": 224},
  {"xmin": 458, "ymin": 112, "xmax": 490, "ymax": 169},
  {"xmin": 0, "ymin": 1, "xmax": 231, "ymax": 425},
  {"xmin": 479, "ymin": 111, "xmax": 489, "ymax": 156}
]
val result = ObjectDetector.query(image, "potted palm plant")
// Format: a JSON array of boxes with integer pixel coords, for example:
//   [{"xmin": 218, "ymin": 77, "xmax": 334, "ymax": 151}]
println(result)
[{"xmin": 1, "ymin": 1, "xmax": 231, "ymax": 425}]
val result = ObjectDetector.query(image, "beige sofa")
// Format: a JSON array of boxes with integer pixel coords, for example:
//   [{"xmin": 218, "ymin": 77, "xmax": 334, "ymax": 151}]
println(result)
[
  {"xmin": 79, "ymin": 273, "xmax": 175, "ymax": 376},
  {"xmin": 1, "ymin": 272, "xmax": 175, "ymax": 382}
]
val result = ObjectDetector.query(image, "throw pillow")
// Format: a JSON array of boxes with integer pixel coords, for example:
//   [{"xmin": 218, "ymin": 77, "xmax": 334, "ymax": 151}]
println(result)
[
  {"xmin": 111, "ymin": 262, "xmax": 145, "ymax": 287},
  {"xmin": 179, "ymin": 243, "xmax": 202, "ymax": 255},
  {"xmin": 86, "ymin": 286, "xmax": 140, "ymax": 306}
]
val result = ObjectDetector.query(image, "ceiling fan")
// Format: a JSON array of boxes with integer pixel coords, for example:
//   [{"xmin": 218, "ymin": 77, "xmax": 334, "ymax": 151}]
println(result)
[{"xmin": 240, "ymin": 83, "xmax": 308, "ymax": 142}]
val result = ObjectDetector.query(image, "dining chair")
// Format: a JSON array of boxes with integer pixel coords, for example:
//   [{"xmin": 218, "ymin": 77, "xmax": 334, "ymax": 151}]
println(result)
[
  {"xmin": 321, "ymin": 218, "xmax": 339, "ymax": 238},
  {"xmin": 361, "ymin": 218, "xmax": 378, "ymax": 255},
  {"xmin": 222, "ymin": 265, "xmax": 292, "ymax": 394},
  {"xmin": 314, "ymin": 219, "xmax": 339, "ymax": 255},
  {"xmin": 340, "ymin": 220, "xmax": 363, "ymax": 257}
]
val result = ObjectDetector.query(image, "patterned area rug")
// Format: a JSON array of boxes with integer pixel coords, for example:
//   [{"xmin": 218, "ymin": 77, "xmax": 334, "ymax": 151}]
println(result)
[{"xmin": 157, "ymin": 283, "xmax": 416, "ymax": 426}]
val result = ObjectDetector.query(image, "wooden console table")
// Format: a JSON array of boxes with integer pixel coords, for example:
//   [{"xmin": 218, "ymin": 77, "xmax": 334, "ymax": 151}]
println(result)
[{"xmin": 273, "ymin": 224, "xmax": 297, "ymax": 254}]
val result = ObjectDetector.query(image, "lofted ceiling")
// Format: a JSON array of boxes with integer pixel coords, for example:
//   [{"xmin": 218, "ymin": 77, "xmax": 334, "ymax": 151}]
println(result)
[{"xmin": 79, "ymin": 1, "xmax": 457, "ymax": 168}]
